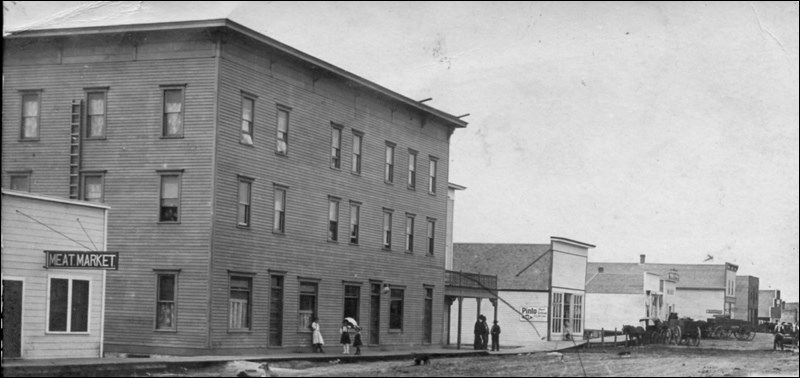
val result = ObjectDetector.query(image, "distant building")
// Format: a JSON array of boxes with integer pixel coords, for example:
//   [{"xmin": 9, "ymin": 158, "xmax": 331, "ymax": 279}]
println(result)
[
  {"xmin": 584, "ymin": 266, "xmax": 677, "ymax": 331},
  {"xmin": 450, "ymin": 238, "xmax": 595, "ymax": 346},
  {"xmin": 758, "ymin": 289, "xmax": 783, "ymax": 324},
  {"xmin": 588, "ymin": 255, "xmax": 739, "ymax": 321},
  {"xmin": 781, "ymin": 302, "xmax": 798, "ymax": 324},
  {"xmin": 734, "ymin": 276, "xmax": 759, "ymax": 326},
  {"xmin": 2, "ymin": 189, "xmax": 110, "ymax": 359}
]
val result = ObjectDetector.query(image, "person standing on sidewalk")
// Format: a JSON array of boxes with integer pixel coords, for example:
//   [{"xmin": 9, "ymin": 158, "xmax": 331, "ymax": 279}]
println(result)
[
  {"xmin": 491, "ymin": 320, "xmax": 501, "ymax": 351},
  {"xmin": 473, "ymin": 316, "xmax": 484, "ymax": 350},
  {"xmin": 340, "ymin": 320, "xmax": 352, "ymax": 354},
  {"xmin": 352, "ymin": 326, "xmax": 363, "ymax": 355},
  {"xmin": 311, "ymin": 316, "xmax": 325, "ymax": 353}
]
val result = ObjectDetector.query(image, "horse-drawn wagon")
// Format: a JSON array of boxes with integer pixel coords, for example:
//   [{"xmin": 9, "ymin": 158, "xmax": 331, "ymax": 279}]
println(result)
[
  {"xmin": 704, "ymin": 315, "xmax": 756, "ymax": 341},
  {"xmin": 666, "ymin": 316, "xmax": 703, "ymax": 346}
]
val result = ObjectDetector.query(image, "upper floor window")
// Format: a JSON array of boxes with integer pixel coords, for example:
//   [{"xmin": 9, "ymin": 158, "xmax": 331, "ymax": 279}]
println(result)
[
  {"xmin": 331, "ymin": 124, "xmax": 343, "ymax": 169},
  {"xmin": 351, "ymin": 131, "xmax": 363, "ymax": 174},
  {"xmin": 159, "ymin": 172, "xmax": 182, "ymax": 222},
  {"xmin": 238, "ymin": 177, "xmax": 253, "ymax": 227},
  {"xmin": 82, "ymin": 173, "xmax": 104, "ymax": 203},
  {"xmin": 20, "ymin": 92, "xmax": 41, "ymax": 140},
  {"xmin": 349, "ymin": 201, "xmax": 361, "ymax": 244},
  {"xmin": 86, "ymin": 90, "xmax": 107, "ymax": 139},
  {"xmin": 9, "ymin": 172, "xmax": 31, "ymax": 192},
  {"xmin": 276, "ymin": 107, "xmax": 290, "ymax": 155},
  {"xmin": 385, "ymin": 142, "xmax": 395, "ymax": 184},
  {"xmin": 328, "ymin": 197, "xmax": 340, "ymax": 242},
  {"xmin": 383, "ymin": 209, "xmax": 393, "ymax": 249},
  {"xmin": 162, "ymin": 87, "xmax": 184, "ymax": 137},
  {"xmin": 428, "ymin": 157, "xmax": 438, "ymax": 194},
  {"xmin": 407, "ymin": 150, "xmax": 417, "ymax": 189},
  {"xmin": 274, "ymin": 186, "xmax": 287, "ymax": 233},
  {"xmin": 405, "ymin": 214, "xmax": 415, "ymax": 252},
  {"xmin": 241, "ymin": 95, "xmax": 255, "ymax": 145},
  {"xmin": 426, "ymin": 218, "xmax": 436, "ymax": 256}
]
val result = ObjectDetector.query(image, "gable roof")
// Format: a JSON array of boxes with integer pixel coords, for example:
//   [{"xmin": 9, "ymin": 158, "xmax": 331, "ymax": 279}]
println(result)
[
  {"xmin": 587, "ymin": 262, "xmax": 729, "ymax": 290},
  {"xmin": 453, "ymin": 243, "xmax": 551, "ymax": 291},
  {"xmin": 585, "ymin": 273, "xmax": 644, "ymax": 294}
]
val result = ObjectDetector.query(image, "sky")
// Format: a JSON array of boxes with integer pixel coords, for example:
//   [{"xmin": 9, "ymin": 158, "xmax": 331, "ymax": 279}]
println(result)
[{"xmin": 4, "ymin": 1, "xmax": 799, "ymax": 302}]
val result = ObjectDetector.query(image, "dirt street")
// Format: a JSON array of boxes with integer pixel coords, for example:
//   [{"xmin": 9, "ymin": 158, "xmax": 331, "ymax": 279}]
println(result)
[{"xmin": 150, "ymin": 333, "xmax": 799, "ymax": 377}]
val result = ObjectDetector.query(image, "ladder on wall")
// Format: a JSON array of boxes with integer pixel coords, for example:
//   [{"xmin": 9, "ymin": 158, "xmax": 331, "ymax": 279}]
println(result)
[{"xmin": 69, "ymin": 100, "xmax": 83, "ymax": 199}]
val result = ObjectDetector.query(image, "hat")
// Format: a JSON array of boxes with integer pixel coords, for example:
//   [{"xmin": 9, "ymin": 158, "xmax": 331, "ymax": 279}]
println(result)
[{"xmin": 493, "ymin": 320, "xmax": 498, "ymax": 324}]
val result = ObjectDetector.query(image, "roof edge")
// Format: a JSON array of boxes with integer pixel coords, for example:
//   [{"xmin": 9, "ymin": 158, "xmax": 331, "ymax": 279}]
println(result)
[
  {"xmin": 2, "ymin": 189, "xmax": 111, "ymax": 210},
  {"xmin": 550, "ymin": 236, "xmax": 596, "ymax": 249},
  {"xmin": 5, "ymin": 18, "xmax": 468, "ymax": 129}
]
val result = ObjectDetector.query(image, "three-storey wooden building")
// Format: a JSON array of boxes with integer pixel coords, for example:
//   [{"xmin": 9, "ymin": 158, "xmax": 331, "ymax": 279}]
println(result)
[{"xmin": 2, "ymin": 19, "xmax": 467, "ymax": 355}]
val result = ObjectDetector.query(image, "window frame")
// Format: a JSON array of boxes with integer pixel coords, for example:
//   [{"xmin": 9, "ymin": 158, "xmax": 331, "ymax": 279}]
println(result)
[
  {"xmin": 20, "ymin": 90, "xmax": 42, "ymax": 141},
  {"xmin": 85, "ymin": 88, "xmax": 108, "ymax": 140},
  {"xmin": 343, "ymin": 284, "xmax": 361, "ymax": 323},
  {"xmin": 426, "ymin": 218, "xmax": 436, "ymax": 256},
  {"xmin": 157, "ymin": 170, "xmax": 183, "ymax": 223},
  {"xmin": 405, "ymin": 213, "xmax": 415, "ymax": 253},
  {"xmin": 297, "ymin": 280, "xmax": 319, "ymax": 333},
  {"xmin": 428, "ymin": 157, "xmax": 438, "ymax": 194},
  {"xmin": 81, "ymin": 171, "xmax": 106, "ymax": 203},
  {"xmin": 407, "ymin": 149, "xmax": 417, "ymax": 190},
  {"xmin": 384, "ymin": 142, "xmax": 395, "ymax": 184},
  {"xmin": 351, "ymin": 130, "xmax": 363, "ymax": 175},
  {"xmin": 273, "ymin": 185, "xmax": 288, "ymax": 234},
  {"xmin": 276, "ymin": 105, "xmax": 291, "ymax": 155},
  {"xmin": 389, "ymin": 287, "xmax": 404, "ymax": 331},
  {"xmin": 331, "ymin": 123, "xmax": 343, "ymax": 169},
  {"xmin": 349, "ymin": 201, "xmax": 361, "ymax": 245},
  {"xmin": 46, "ymin": 275, "xmax": 91, "ymax": 334},
  {"xmin": 240, "ymin": 93, "xmax": 257, "ymax": 146},
  {"xmin": 382, "ymin": 208, "xmax": 393, "ymax": 250},
  {"xmin": 237, "ymin": 176, "xmax": 254, "ymax": 228},
  {"xmin": 8, "ymin": 171, "xmax": 31, "ymax": 192},
  {"xmin": 161, "ymin": 85, "xmax": 186, "ymax": 138},
  {"xmin": 154, "ymin": 271, "xmax": 179, "ymax": 331},
  {"xmin": 228, "ymin": 274, "xmax": 253, "ymax": 332},
  {"xmin": 328, "ymin": 196, "xmax": 340, "ymax": 242}
]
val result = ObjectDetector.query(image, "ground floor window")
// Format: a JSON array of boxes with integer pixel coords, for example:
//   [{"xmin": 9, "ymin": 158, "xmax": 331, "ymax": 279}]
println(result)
[
  {"xmin": 48, "ymin": 277, "xmax": 89, "ymax": 333},
  {"xmin": 344, "ymin": 285, "xmax": 360, "ymax": 322},
  {"xmin": 389, "ymin": 288, "xmax": 404, "ymax": 330},
  {"xmin": 156, "ymin": 273, "xmax": 178, "ymax": 330},
  {"xmin": 298, "ymin": 282, "xmax": 318, "ymax": 331},
  {"xmin": 551, "ymin": 291, "xmax": 583, "ymax": 334},
  {"xmin": 229, "ymin": 276, "xmax": 252, "ymax": 330}
]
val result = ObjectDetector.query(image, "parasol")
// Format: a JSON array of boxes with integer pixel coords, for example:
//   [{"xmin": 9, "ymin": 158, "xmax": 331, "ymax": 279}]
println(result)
[{"xmin": 344, "ymin": 317, "xmax": 358, "ymax": 327}]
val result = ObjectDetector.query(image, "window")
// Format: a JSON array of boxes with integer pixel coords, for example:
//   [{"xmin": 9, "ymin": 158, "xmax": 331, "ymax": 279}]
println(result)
[
  {"xmin": 162, "ymin": 87, "xmax": 184, "ymax": 137},
  {"xmin": 389, "ymin": 288, "xmax": 404, "ymax": 331},
  {"xmin": 276, "ymin": 107, "xmax": 289, "ymax": 154},
  {"xmin": 82, "ymin": 173, "xmax": 104, "ymax": 203},
  {"xmin": 407, "ymin": 150, "xmax": 417, "ymax": 189},
  {"xmin": 47, "ymin": 277, "xmax": 89, "ymax": 333},
  {"xmin": 331, "ymin": 124, "xmax": 342, "ymax": 169},
  {"xmin": 426, "ymin": 219, "xmax": 435, "ymax": 256},
  {"xmin": 551, "ymin": 292, "xmax": 563, "ymax": 334},
  {"xmin": 551, "ymin": 292, "xmax": 583, "ymax": 334},
  {"xmin": 428, "ymin": 157, "xmax": 438, "ymax": 194},
  {"xmin": 350, "ymin": 202, "xmax": 360, "ymax": 244},
  {"xmin": 298, "ymin": 282, "xmax": 318, "ymax": 332},
  {"xmin": 383, "ymin": 209, "xmax": 393, "ymax": 249},
  {"xmin": 351, "ymin": 131, "xmax": 363, "ymax": 174},
  {"xmin": 328, "ymin": 197, "xmax": 340, "ymax": 241},
  {"xmin": 86, "ymin": 91, "xmax": 107, "ymax": 138},
  {"xmin": 159, "ymin": 173, "xmax": 181, "ymax": 222},
  {"xmin": 229, "ymin": 276, "xmax": 252, "ymax": 330},
  {"xmin": 384, "ymin": 143, "xmax": 395, "ymax": 183},
  {"xmin": 269, "ymin": 275, "xmax": 284, "ymax": 346},
  {"xmin": 238, "ymin": 178, "xmax": 252, "ymax": 227},
  {"xmin": 573, "ymin": 295, "xmax": 583, "ymax": 333},
  {"xmin": 156, "ymin": 273, "xmax": 177, "ymax": 330},
  {"xmin": 9, "ymin": 173, "xmax": 30, "ymax": 192},
  {"xmin": 273, "ymin": 186, "xmax": 287, "ymax": 233},
  {"xmin": 344, "ymin": 285, "xmax": 360, "ymax": 322},
  {"xmin": 20, "ymin": 92, "xmax": 41, "ymax": 140},
  {"xmin": 405, "ymin": 214, "xmax": 415, "ymax": 252},
  {"xmin": 241, "ymin": 95, "xmax": 255, "ymax": 145}
]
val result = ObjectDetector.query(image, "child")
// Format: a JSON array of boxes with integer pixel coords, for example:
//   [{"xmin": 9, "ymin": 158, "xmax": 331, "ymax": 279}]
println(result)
[
  {"xmin": 352, "ymin": 326, "xmax": 363, "ymax": 355},
  {"xmin": 339, "ymin": 320, "xmax": 352, "ymax": 354}
]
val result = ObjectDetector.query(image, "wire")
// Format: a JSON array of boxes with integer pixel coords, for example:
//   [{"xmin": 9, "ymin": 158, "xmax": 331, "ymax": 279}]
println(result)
[
  {"xmin": 15, "ymin": 210, "xmax": 93, "ymax": 251},
  {"xmin": 77, "ymin": 218, "xmax": 99, "ymax": 251}
]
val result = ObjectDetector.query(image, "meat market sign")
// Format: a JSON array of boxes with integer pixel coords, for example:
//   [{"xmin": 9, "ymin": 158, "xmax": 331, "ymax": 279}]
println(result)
[{"xmin": 45, "ymin": 251, "xmax": 119, "ymax": 270}]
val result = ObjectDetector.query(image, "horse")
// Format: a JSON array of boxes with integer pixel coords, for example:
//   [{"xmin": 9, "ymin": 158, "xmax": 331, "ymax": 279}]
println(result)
[
  {"xmin": 774, "ymin": 323, "xmax": 799, "ymax": 351},
  {"xmin": 622, "ymin": 325, "xmax": 646, "ymax": 347}
]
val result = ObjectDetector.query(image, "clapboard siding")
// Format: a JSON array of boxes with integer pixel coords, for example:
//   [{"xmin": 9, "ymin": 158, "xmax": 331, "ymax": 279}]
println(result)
[
  {"xmin": 1, "ymin": 192, "xmax": 107, "ymax": 359},
  {"xmin": 206, "ymin": 34, "xmax": 450, "ymax": 350}
]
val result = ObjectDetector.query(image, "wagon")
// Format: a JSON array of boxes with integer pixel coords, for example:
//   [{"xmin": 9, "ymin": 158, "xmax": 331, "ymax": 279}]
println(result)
[
  {"xmin": 705, "ymin": 315, "xmax": 756, "ymax": 341},
  {"xmin": 667, "ymin": 317, "xmax": 703, "ymax": 346}
]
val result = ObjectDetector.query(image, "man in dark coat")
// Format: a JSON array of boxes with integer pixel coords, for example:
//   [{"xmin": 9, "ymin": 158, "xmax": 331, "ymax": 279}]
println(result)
[
  {"xmin": 480, "ymin": 315, "xmax": 490, "ymax": 350},
  {"xmin": 473, "ymin": 316, "xmax": 484, "ymax": 350},
  {"xmin": 491, "ymin": 320, "xmax": 501, "ymax": 351}
]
